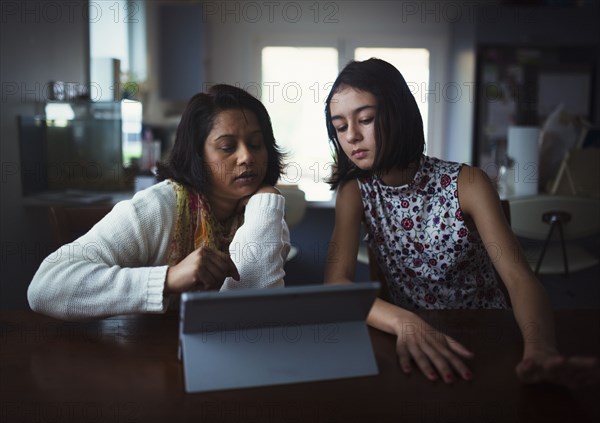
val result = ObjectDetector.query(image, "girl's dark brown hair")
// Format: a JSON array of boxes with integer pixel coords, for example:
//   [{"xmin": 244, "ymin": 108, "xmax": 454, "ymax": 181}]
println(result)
[{"xmin": 325, "ymin": 58, "xmax": 425, "ymax": 189}]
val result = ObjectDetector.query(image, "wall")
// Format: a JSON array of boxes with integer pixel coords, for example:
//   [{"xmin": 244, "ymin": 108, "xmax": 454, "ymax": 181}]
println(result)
[
  {"xmin": 2, "ymin": 1, "xmax": 599, "ymax": 310},
  {"xmin": 144, "ymin": 1, "xmax": 600, "ymax": 166},
  {"xmin": 198, "ymin": 1, "xmax": 600, "ymax": 163},
  {"xmin": 474, "ymin": 3, "xmax": 600, "ymax": 126},
  {"xmin": 1, "ymin": 0, "xmax": 89, "ymax": 309},
  {"xmin": 144, "ymin": 0, "xmax": 472, "ymax": 161}
]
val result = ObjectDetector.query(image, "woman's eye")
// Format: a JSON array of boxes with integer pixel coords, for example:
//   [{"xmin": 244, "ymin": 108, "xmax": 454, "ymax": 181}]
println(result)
[
  {"xmin": 335, "ymin": 125, "xmax": 347, "ymax": 133},
  {"xmin": 220, "ymin": 145, "xmax": 235, "ymax": 152},
  {"xmin": 360, "ymin": 117, "xmax": 374, "ymax": 125},
  {"xmin": 248, "ymin": 139, "xmax": 264, "ymax": 150}
]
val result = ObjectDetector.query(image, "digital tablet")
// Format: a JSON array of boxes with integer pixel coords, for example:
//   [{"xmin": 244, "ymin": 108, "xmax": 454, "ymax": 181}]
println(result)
[{"xmin": 179, "ymin": 282, "xmax": 380, "ymax": 392}]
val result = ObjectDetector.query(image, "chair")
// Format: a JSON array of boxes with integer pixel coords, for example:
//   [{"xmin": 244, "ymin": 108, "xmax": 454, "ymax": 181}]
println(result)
[
  {"xmin": 48, "ymin": 206, "xmax": 113, "ymax": 247},
  {"xmin": 359, "ymin": 200, "xmax": 512, "ymax": 303},
  {"xmin": 509, "ymin": 195, "xmax": 600, "ymax": 277},
  {"xmin": 549, "ymin": 147, "xmax": 600, "ymax": 199}
]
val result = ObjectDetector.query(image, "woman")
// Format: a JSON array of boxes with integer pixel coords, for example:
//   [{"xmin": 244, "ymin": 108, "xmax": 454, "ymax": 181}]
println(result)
[{"xmin": 28, "ymin": 84, "xmax": 290, "ymax": 320}]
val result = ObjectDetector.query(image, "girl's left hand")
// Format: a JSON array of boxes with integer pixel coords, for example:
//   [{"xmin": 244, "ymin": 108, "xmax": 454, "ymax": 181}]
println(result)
[{"xmin": 516, "ymin": 350, "xmax": 599, "ymax": 387}]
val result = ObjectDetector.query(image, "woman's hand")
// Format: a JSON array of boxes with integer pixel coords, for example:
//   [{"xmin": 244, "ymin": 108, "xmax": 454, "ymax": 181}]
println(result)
[
  {"xmin": 236, "ymin": 185, "xmax": 281, "ymax": 211},
  {"xmin": 165, "ymin": 246, "xmax": 240, "ymax": 294},
  {"xmin": 516, "ymin": 349, "xmax": 599, "ymax": 387},
  {"xmin": 254, "ymin": 185, "xmax": 281, "ymax": 195},
  {"xmin": 394, "ymin": 312, "xmax": 474, "ymax": 383}
]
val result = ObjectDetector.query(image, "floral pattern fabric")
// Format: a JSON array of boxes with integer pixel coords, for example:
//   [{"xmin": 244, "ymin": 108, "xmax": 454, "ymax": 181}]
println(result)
[
  {"xmin": 358, "ymin": 155, "xmax": 507, "ymax": 310},
  {"xmin": 167, "ymin": 181, "xmax": 243, "ymax": 266}
]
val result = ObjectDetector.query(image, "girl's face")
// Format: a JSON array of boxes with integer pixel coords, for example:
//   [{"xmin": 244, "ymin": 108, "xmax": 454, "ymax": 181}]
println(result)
[
  {"xmin": 329, "ymin": 86, "xmax": 377, "ymax": 170},
  {"xmin": 203, "ymin": 108, "xmax": 268, "ymax": 203}
]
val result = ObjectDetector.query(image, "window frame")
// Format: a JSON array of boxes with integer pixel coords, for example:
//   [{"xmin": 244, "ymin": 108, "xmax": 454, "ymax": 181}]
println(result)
[{"xmin": 255, "ymin": 34, "xmax": 447, "ymax": 204}]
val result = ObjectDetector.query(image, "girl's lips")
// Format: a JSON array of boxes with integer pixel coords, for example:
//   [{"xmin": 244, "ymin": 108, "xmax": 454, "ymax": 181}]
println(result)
[{"xmin": 352, "ymin": 149, "xmax": 368, "ymax": 159}]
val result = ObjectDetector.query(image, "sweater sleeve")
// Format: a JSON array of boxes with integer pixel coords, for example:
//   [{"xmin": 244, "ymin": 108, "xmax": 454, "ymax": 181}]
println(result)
[
  {"xmin": 27, "ymin": 182, "xmax": 176, "ymax": 321},
  {"xmin": 221, "ymin": 193, "xmax": 290, "ymax": 291}
]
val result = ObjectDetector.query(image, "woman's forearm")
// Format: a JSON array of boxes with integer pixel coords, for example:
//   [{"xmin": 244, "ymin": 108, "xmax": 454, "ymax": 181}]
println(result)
[{"xmin": 222, "ymin": 193, "xmax": 290, "ymax": 290}]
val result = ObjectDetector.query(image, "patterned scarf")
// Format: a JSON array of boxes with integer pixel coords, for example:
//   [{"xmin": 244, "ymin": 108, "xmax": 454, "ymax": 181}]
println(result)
[{"xmin": 167, "ymin": 181, "xmax": 244, "ymax": 266}]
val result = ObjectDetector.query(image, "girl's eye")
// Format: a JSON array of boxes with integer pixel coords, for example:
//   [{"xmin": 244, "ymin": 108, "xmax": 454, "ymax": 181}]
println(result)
[
  {"xmin": 360, "ymin": 117, "xmax": 374, "ymax": 125},
  {"xmin": 220, "ymin": 145, "xmax": 235, "ymax": 152},
  {"xmin": 335, "ymin": 125, "xmax": 347, "ymax": 133}
]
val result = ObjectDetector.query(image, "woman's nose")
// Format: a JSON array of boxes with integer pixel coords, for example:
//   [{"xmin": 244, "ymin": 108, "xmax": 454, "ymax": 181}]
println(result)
[{"xmin": 237, "ymin": 144, "xmax": 255, "ymax": 165}]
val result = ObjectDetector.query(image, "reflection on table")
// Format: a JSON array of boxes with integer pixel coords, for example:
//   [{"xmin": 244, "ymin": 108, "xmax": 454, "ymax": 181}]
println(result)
[{"xmin": 1, "ymin": 309, "xmax": 598, "ymax": 423}]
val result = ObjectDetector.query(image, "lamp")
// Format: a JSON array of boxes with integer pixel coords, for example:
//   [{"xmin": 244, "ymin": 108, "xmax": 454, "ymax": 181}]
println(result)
[{"xmin": 500, "ymin": 126, "xmax": 540, "ymax": 198}]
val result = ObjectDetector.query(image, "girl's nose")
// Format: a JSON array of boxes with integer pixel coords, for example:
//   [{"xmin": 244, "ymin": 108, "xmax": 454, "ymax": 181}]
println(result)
[{"xmin": 345, "ymin": 122, "xmax": 361, "ymax": 144}]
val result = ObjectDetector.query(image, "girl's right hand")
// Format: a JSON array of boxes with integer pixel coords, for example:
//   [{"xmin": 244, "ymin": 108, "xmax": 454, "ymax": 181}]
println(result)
[
  {"xmin": 394, "ymin": 312, "xmax": 474, "ymax": 383},
  {"xmin": 165, "ymin": 246, "xmax": 240, "ymax": 294}
]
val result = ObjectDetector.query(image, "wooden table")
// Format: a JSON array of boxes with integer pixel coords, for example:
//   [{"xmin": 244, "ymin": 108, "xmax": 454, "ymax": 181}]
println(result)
[{"xmin": 1, "ymin": 309, "xmax": 598, "ymax": 422}]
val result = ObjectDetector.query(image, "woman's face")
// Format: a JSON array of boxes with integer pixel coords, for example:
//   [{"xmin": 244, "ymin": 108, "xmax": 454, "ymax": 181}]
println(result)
[
  {"xmin": 329, "ymin": 86, "xmax": 378, "ymax": 171},
  {"xmin": 203, "ymin": 108, "xmax": 268, "ymax": 203}
]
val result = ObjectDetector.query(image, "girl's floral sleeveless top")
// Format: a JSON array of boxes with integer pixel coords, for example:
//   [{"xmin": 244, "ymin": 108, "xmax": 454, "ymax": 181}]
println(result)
[{"xmin": 358, "ymin": 155, "xmax": 507, "ymax": 310}]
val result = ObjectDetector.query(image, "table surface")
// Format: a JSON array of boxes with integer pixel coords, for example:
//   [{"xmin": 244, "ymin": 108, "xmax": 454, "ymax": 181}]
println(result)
[{"xmin": 1, "ymin": 309, "xmax": 599, "ymax": 423}]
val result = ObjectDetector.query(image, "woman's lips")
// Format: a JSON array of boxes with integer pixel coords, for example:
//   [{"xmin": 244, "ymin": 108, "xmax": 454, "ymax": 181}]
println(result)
[{"xmin": 235, "ymin": 172, "xmax": 257, "ymax": 185}]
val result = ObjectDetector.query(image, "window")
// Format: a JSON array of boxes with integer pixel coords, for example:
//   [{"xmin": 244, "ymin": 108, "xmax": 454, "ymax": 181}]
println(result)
[
  {"xmin": 261, "ymin": 46, "xmax": 430, "ymax": 202},
  {"xmin": 261, "ymin": 47, "xmax": 339, "ymax": 201},
  {"xmin": 89, "ymin": 0, "xmax": 147, "ymax": 83},
  {"xmin": 354, "ymin": 48, "xmax": 430, "ymax": 145},
  {"xmin": 89, "ymin": 0, "xmax": 147, "ymax": 166}
]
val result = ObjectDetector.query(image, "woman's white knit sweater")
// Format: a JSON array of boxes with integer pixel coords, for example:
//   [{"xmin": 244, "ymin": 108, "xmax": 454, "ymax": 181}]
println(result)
[{"xmin": 28, "ymin": 181, "xmax": 290, "ymax": 320}]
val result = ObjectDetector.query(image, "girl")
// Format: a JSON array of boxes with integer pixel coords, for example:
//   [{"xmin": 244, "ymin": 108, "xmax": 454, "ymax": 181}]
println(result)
[
  {"xmin": 29, "ymin": 84, "xmax": 290, "ymax": 320},
  {"xmin": 323, "ymin": 58, "xmax": 596, "ymax": 386}
]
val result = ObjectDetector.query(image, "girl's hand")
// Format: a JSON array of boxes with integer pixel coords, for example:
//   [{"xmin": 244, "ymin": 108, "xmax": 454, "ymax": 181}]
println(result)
[
  {"xmin": 516, "ymin": 350, "xmax": 599, "ymax": 387},
  {"xmin": 165, "ymin": 246, "xmax": 240, "ymax": 294},
  {"xmin": 394, "ymin": 313, "xmax": 474, "ymax": 383}
]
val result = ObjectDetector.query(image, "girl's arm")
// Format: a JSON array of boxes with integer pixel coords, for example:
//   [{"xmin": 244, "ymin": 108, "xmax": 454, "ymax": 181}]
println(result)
[
  {"xmin": 27, "ymin": 184, "xmax": 176, "ymax": 321},
  {"xmin": 458, "ymin": 166, "xmax": 598, "ymax": 386},
  {"xmin": 221, "ymin": 187, "xmax": 290, "ymax": 290},
  {"xmin": 323, "ymin": 180, "xmax": 362, "ymax": 285},
  {"xmin": 325, "ymin": 180, "xmax": 474, "ymax": 384}
]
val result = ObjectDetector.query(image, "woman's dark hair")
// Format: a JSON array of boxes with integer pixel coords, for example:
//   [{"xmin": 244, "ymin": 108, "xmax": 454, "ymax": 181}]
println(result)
[
  {"xmin": 156, "ymin": 84, "xmax": 284, "ymax": 194},
  {"xmin": 325, "ymin": 58, "xmax": 425, "ymax": 189}
]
